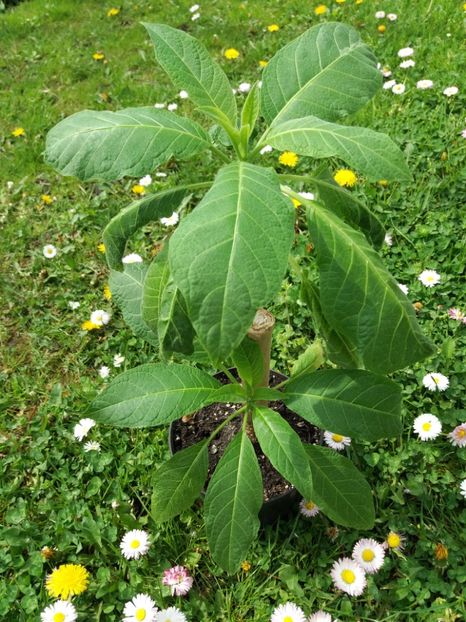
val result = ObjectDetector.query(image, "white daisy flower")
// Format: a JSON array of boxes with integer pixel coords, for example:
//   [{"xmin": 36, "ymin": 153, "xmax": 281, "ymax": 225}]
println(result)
[
  {"xmin": 387, "ymin": 13, "xmax": 397, "ymax": 21},
  {"xmin": 384, "ymin": 233, "xmax": 393, "ymax": 246},
  {"xmin": 271, "ymin": 602, "xmax": 306, "ymax": 622},
  {"xmin": 41, "ymin": 600, "xmax": 77, "ymax": 622},
  {"xmin": 43, "ymin": 244, "xmax": 57, "ymax": 259},
  {"xmin": 443, "ymin": 86, "xmax": 459, "ymax": 97},
  {"xmin": 122, "ymin": 253, "xmax": 143, "ymax": 264},
  {"xmin": 392, "ymin": 83, "xmax": 406, "ymax": 95},
  {"xmin": 323, "ymin": 431, "xmax": 351, "ymax": 451},
  {"xmin": 154, "ymin": 103, "xmax": 166, "ymax": 109},
  {"xmin": 238, "ymin": 82, "xmax": 251, "ymax": 93},
  {"xmin": 160, "ymin": 212, "xmax": 179, "ymax": 227},
  {"xmin": 383, "ymin": 79, "xmax": 396, "ymax": 90},
  {"xmin": 413, "ymin": 413, "xmax": 442, "ymax": 440},
  {"xmin": 189, "ymin": 3, "xmax": 200, "ymax": 11},
  {"xmin": 191, "ymin": 12, "xmax": 200, "ymax": 21},
  {"xmin": 179, "ymin": 90, "xmax": 189, "ymax": 99},
  {"xmin": 299, "ymin": 499, "xmax": 320, "ymax": 518},
  {"xmin": 398, "ymin": 283, "xmax": 409, "ymax": 295},
  {"xmin": 299, "ymin": 191, "xmax": 315, "ymax": 201},
  {"xmin": 375, "ymin": 11, "xmax": 385, "ymax": 18},
  {"xmin": 113, "ymin": 353, "xmax": 125, "ymax": 367},
  {"xmin": 352, "ymin": 538, "xmax": 386, "ymax": 574},
  {"xmin": 422, "ymin": 372, "xmax": 449, "ymax": 392},
  {"xmin": 68, "ymin": 301, "xmax": 80, "ymax": 310},
  {"xmin": 416, "ymin": 79, "xmax": 434, "ymax": 89},
  {"xmin": 167, "ymin": 103, "xmax": 178, "ymax": 111},
  {"xmin": 330, "ymin": 557, "xmax": 367, "ymax": 596},
  {"xmin": 99, "ymin": 365, "xmax": 110, "ymax": 379},
  {"xmin": 399, "ymin": 59, "xmax": 415, "ymax": 69},
  {"xmin": 84, "ymin": 440, "xmax": 101, "ymax": 452},
  {"xmin": 460, "ymin": 479, "xmax": 466, "ymax": 499},
  {"xmin": 73, "ymin": 418, "xmax": 96, "ymax": 441},
  {"xmin": 398, "ymin": 47, "xmax": 414, "ymax": 58},
  {"xmin": 120, "ymin": 529, "xmax": 150, "ymax": 559},
  {"xmin": 90, "ymin": 309, "xmax": 111, "ymax": 326},
  {"xmin": 448, "ymin": 423, "xmax": 466, "ymax": 447},
  {"xmin": 139, "ymin": 174, "xmax": 152, "ymax": 187},
  {"xmin": 418, "ymin": 269, "xmax": 440, "ymax": 287},
  {"xmin": 260, "ymin": 144, "xmax": 273, "ymax": 154},
  {"xmin": 155, "ymin": 608, "xmax": 187, "ymax": 622},
  {"xmin": 308, "ymin": 612, "xmax": 333, "ymax": 622},
  {"xmin": 381, "ymin": 68, "xmax": 392, "ymax": 77},
  {"xmin": 123, "ymin": 593, "xmax": 158, "ymax": 622}
]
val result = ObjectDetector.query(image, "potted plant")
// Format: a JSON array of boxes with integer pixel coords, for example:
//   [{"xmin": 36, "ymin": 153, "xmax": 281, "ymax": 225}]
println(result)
[{"xmin": 44, "ymin": 21, "xmax": 434, "ymax": 573}]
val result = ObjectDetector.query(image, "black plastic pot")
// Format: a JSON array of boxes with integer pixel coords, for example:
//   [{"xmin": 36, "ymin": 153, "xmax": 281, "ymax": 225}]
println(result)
[{"xmin": 168, "ymin": 369, "xmax": 318, "ymax": 526}]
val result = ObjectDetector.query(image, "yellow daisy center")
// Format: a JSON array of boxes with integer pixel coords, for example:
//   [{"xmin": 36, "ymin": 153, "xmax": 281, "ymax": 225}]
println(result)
[
  {"xmin": 305, "ymin": 501, "xmax": 315, "ymax": 511},
  {"xmin": 53, "ymin": 614, "xmax": 65, "ymax": 622},
  {"xmin": 387, "ymin": 533, "xmax": 401, "ymax": 548},
  {"xmin": 362, "ymin": 549, "xmax": 375, "ymax": 562},
  {"xmin": 458, "ymin": 429, "xmax": 465, "ymax": 438},
  {"xmin": 341, "ymin": 569, "xmax": 356, "ymax": 584},
  {"xmin": 135, "ymin": 609, "xmax": 146, "ymax": 621},
  {"xmin": 332, "ymin": 434, "xmax": 344, "ymax": 442},
  {"xmin": 284, "ymin": 617, "xmax": 293, "ymax": 622},
  {"xmin": 422, "ymin": 422, "xmax": 432, "ymax": 431},
  {"xmin": 130, "ymin": 539, "xmax": 141, "ymax": 549}
]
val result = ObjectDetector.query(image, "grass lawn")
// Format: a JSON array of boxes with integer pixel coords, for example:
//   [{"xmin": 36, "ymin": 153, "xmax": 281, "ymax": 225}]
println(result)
[{"xmin": 1, "ymin": 0, "xmax": 466, "ymax": 620}]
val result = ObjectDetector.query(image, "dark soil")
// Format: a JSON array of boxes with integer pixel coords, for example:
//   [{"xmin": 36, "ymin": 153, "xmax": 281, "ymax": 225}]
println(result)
[{"xmin": 171, "ymin": 370, "xmax": 321, "ymax": 502}]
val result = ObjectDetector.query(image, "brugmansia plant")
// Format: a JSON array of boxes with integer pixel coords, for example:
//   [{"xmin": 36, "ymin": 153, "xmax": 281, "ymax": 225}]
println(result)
[{"xmin": 45, "ymin": 22, "xmax": 435, "ymax": 573}]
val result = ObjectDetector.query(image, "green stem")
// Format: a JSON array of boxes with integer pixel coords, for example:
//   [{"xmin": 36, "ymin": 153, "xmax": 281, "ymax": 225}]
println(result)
[
  {"xmin": 206, "ymin": 406, "xmax": 246, "ymax": 445},
  {"xmin": 249, "ymin": 126, "xmax": 271, "ymax": 159},
  {"xmin": 221, "ymin": 366, "xmax": 238, "ymax": 385},
  {"xmin": 183, "ymin": 180, "xmax": 215, "ymax": 191}
]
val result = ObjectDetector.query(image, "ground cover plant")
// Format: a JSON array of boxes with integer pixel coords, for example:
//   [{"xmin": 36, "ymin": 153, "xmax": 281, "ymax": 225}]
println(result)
[{"xmin": 1, "ymin": 1, "xmax": 466, "ymax": 621}]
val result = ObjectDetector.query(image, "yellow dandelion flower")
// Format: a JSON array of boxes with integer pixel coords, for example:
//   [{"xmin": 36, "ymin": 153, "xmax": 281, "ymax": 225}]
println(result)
[
  {"xmin": 132, "ymin": 184, "xmax": 145, "ymax": 195},
  {"xmin": 378, "ymin": 24, "xmax": 386, "ymax": 33},
  {"xmin": 97, "ymin": 243, "xmax": 106, "ymax": 253},
  {"xmin": 224, "ymin": 48, "xmax": 240, "ymax": 60},
  {"xmin": 12, "ymin": 127, "xmax": 26, "ymax": 137},
  {"xmin": 333, "ymin": 169, "xmax": 357, "ymax": 187},
  {"xmin": 46, "ymin": 563, "xmax": 90, "ymax": 599},
  {"xmin": 336, "ymin": 0, "xmax": 346, "ymax": 3},
  {"xmin": 292, "ymin": 197, "xmax": 301, "ymax": 208},
  {"xmin": 434, "ymin": 543, "xmax": 448, "ymax": 561},
  {"xmin": 386, "ymin": 531, "xmax": 404, "ymax": 550},
  {"xmin": 267, "ymin": 24, "xmax": 280, "ymax": 32},
  {"xmin": 107, "ymin": 7, "xmax": 120, "ymax": 17},
  {"xmin": 93, "ymin": 52, "xmax": 105, "ymax": 61},
  {"xmin": 356, "ymin": 0, "xmax": 363, "ymax": 4},
  {"xmin": 241, "ymin": 560, "xmax": 251, "ymax": 572},
  {"xmin": 464, "ymin": 2, "xmax": 466, "ymax": 10},
  {"xmin": 378, "ymin": 179, "xmax": 388, "ymax": 187},
  {"xmin": 314, "ymin": 4, "xmax": 328, "ymax": 16},
  {"xmin": 278, "ymin": 151, "xmax": 299, "ymax": 168},
  {"xmin": 103, "ymin": 283, "xmax": 112, "ymax": 300},
  {"xmin": 41, "ymin": 194, "xmax": 53, "ymax": 205},
  {"xmin": 259, "ymin": 60, "xmax": 268, "ymax": 68},
  {"xmin": 81, "ymin": 320, "xmax": 100, "ymax": 331}
]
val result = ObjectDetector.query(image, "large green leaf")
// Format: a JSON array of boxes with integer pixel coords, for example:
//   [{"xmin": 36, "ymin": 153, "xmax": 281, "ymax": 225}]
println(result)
[
  {"xmin": 45, "ymin": 108, "xmax": 211, "ymax": 181},
  {"xmin": 109, "ymin": 264, "xmax": 159, "ymax": 347},
  {"xmin": 253, "ymin": 408, "xmax": 313, "ymax": 498},
  {"xmin": 169, "ymin": 162, "xmax": 295, "ymax": 363},
  {"xmin": 283, "ymin": 369, "xmax": 402, "ymax": 441},
  {"xmin": 151, "ymin": 441, "xmax": 209, "ymax": 522},
  {"xmin": 309, "ymin": 206, "xmax": 435, "ymax": 373},
  {"xmin": 312, "ymin": 167, "xmax": 385, "ymax": 249},
  {"xmin": 290, "ymin": 341, "xmax": 325, "ymax": 380},
  {"xmin": 91, "ymin": 363, "xmax": 220, "ymax": 427},
  {"xmin": 103, "ymin": 188, "xmax": 191, "ymax": 270},
  {"xmin": 305, "ymin": 444, "xmax": 375, "ymax": 529},
  {"xmin": 204, "ymin": 430, "xmax": 263, "ymax": 573},
  {"xmin": 267, "ymin": 116, "xmax": 411, "ymax": 181},
  {"xmin": 261, "ymin": 22, "xmax": 381, "ymax": 126},
  {"xmin": 144, "ymin": 23, "xmax": 237, "ymax": 126},
  {"xmin": 158, "ymin": 276, "xmax": 195, "ymax": 357},
  {"xmin": 141, "ymin": 248, "xmax": 170, "ymax": 333},
  {"xmin": 231, "ymin": 336, "xmax": 263, "ymax": 388}
]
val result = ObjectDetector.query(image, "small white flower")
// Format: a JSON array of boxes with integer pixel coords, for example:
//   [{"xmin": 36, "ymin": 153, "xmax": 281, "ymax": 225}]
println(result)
[
  {"xmin": 331, "ymin": 557, "xmax": 366, "ymax": 596},
  {"xmin": 189, "ymin": 3, "xmax": 200, "ymax": 12},
  {"xmin": 416, "ymin": 79, "xmax": 434, "ymax": 90},
  {"xmin": 398, "ymin": 47, "xmax": 414, "ymax": 58},
  {"xmin": 232, "ymin": 88, "xmax": 237, "ymax": 94},
  {"xmin": 271, "ymin": 602, "xmax": 306, "ymax": 622},
  {"xmin": 392, "ymin": 83, "xmax": 406, "ymax": 95},
  {"xmin": 123, "ymin": 593, "xmax": 158, "ymax": 622},
  {"xmin": 387, "ymin": 13, "xmax": 397, "ymax": 21},
  {"xmin": 99, "ymin": 365, "xmax": 111, "ymax": 379},
  {"xmin": 308, "ymin": 613, "xmax": 333, "ymax": 622},
  {"xmin": 352, "ymin": 538, "xmax": 386, "ymax": 574},
  {"xmin": 179, "ymin": 90, "xmax": 189, "ymax": 99},
  {"xmin": 422, "ymin": 373, "xmax": 449, "ymax": 392},
  {"xmin": 84, "ymin": 441, "xmax": 101, "ymax": 452},
  {"xmin": 113, "ymin": 353, "xmax": 125, "ymax": 367},
  {"xmin": 90, "ymin": 309, "xmax": 111, "ymax": 326},
  {"xmin": 68, "ymin": 301, "xmax": 80, "ymax": 310},
  {"xmin": 418, "ymin": 269, "xmax": 440, "ymax": 287},
  {"xmin": 73, "ymin": 418, "xmax": 96, "ymax": 441},
  {"xmin": 398, "ymin": 283, "xmax": 409, "ymax": 295},
  {"xmin": 122, "ymin": 253, "xmax": 143, "ymax": 264},
  {"xmin": 155, "ymin": 608, "xmax": 187, "ymax": 622},
  {"xmin": 258, "ymin": 80, "xmax": 262, "ymax": 88},
  {"xmin": 298, "ymin": 191, "xmax": 315, "ymax": 201},
  {"xmin": 160, "ymin": 212, "xmax": 179, "ymax": 227},
  {"xmin": 139, "ymin": 174, "xmax": 152, "ymax": 187},
  {"xmin": 120, "ymin": 529, "xmax": 151, "ymax": 560},
  {"xmin": 460, "ymin": 479, "xmax": 466, "ymax": 499},
  {"xmin": 413, "ymin": 413, "xmax": 442, "ymax": 441},
  {"xmin": 154, "ymin": 103, "xmax": 166, "ymax": 109},
  {"xmin": 41, "ymin": 600, "xmax": 77, "ymax": 622},
  {"xmin": 299, "ymin": 499, "xmax": 320, "ymax": 518},
  {"xmin": 111, "ymin": 499, "xmax": 120, "ymax": 509},
  {"xmin": 381, "ymin": 68, "xmax": 392, "ymax": 77},
  {"xmin": 156, "ymin": 172, "xmax": 167, "ymax": 178},
  {"xmin": 399, "ymin": 59, "xmax": 415, "ymax": 69},
  {"xmin": 191, "ymin": 12, "xmax": 200, "ymax": 20},
  {"xmin": 383, "ymin": 79, "xmax": 396, "ymax": 90},
  {"xmin": 167, "ymin": 103, "xmax": 178, "ymax": 111},
  {"xmin": 238, "ymin": 82, "xmax": 251, "ymax": 93},
  {"xmin": 6, "ymin": 181, "xmax": 14, "ymax": 190},
  {"xmin": 375, "ymin": 11, "xmax": 385, "ymax": 19},
  {"xmin": 443, "ymin": 86, "xmax": 459, "ymax": 97},
  {"xmin": 384, "ymin": 232, "xmax": 393, "ymax": 246},
  {"xmin": 448, "ymin": 423, "xmax": 466, "ymax": 447},
  {"xmin": 43, "ymin": 244, "xmax": 57, "ymax": 259},
  {"xmin": 260, "ymin": 144, "xmax": 273, "ymax": 154},
  {"xmin": 323, "ymin": 431, "xmax": 351, "ymax": 451}
]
